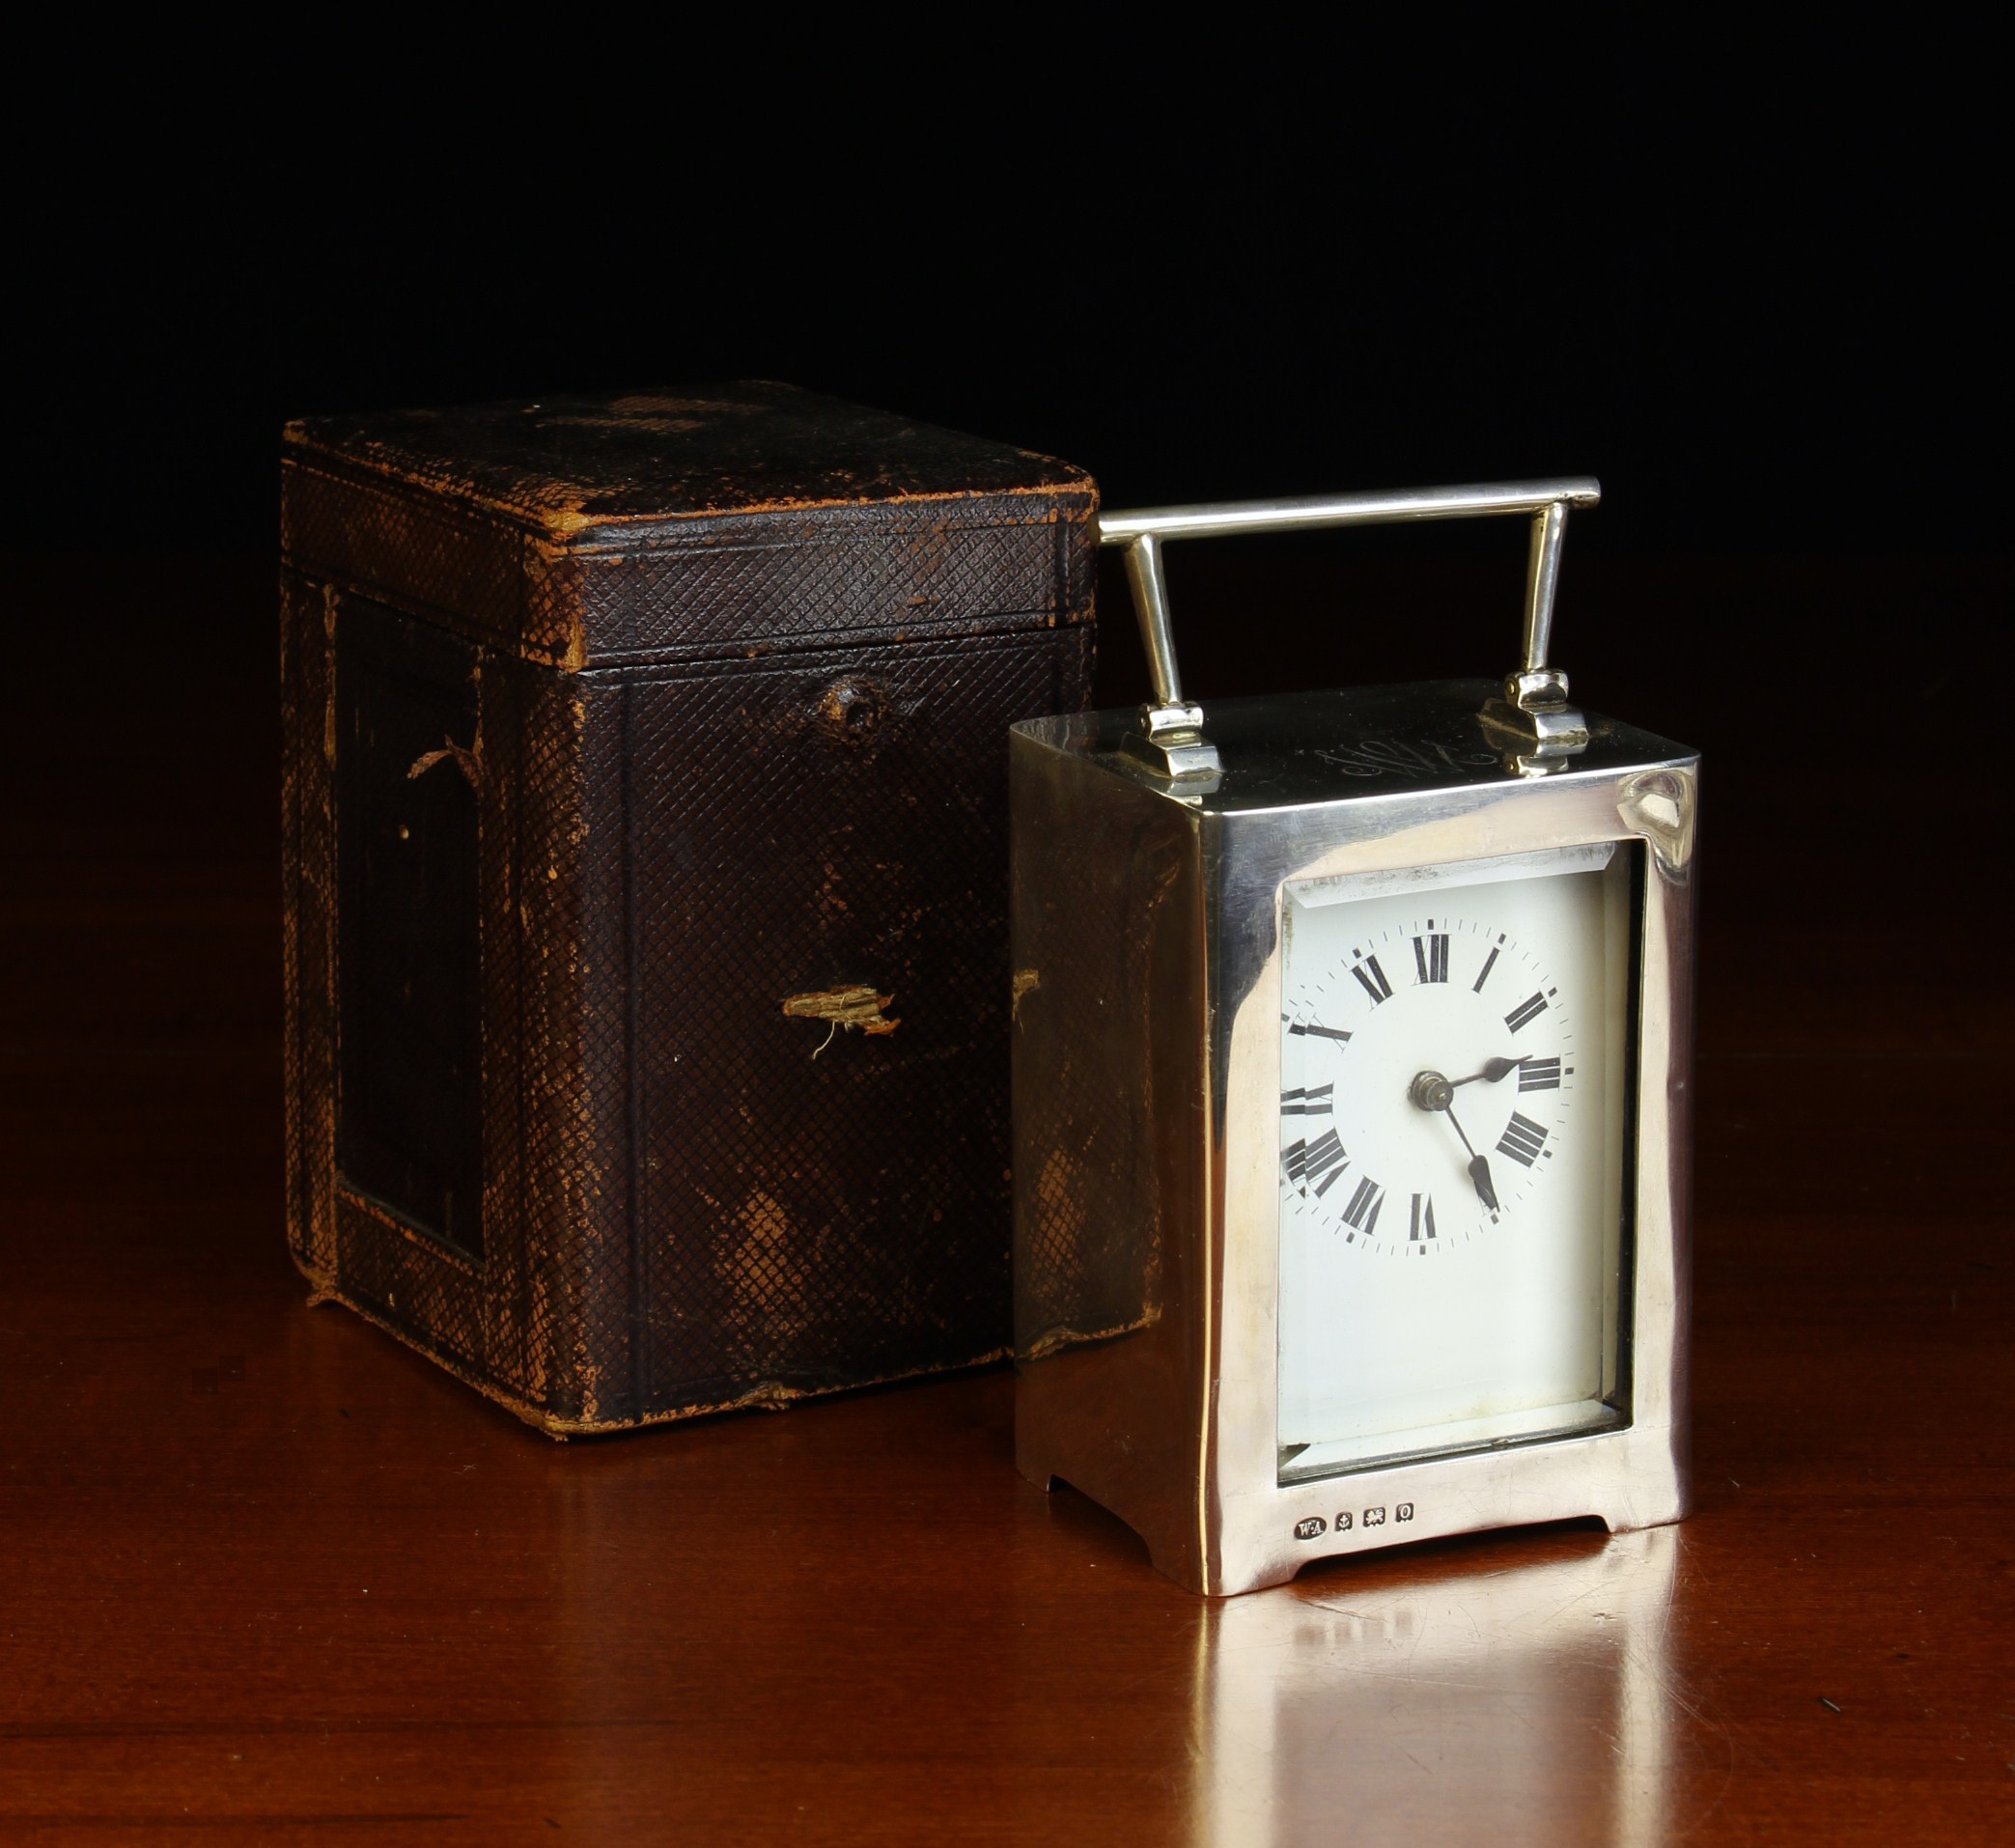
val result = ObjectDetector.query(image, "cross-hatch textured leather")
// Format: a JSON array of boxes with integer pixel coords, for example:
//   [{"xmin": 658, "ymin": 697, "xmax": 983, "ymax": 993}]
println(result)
[{"xmin": 280, "ymin": 384, "xmax": 1097, "ymax": 1433}]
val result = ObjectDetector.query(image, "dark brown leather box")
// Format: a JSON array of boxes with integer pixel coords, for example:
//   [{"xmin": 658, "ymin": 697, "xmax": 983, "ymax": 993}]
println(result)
[{"xmin": 279, "ymin": 384, "xmax": 1097, "ymax": 1433}]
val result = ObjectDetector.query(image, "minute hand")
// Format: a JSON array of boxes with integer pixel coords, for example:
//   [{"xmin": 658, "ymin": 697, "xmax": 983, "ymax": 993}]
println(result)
[{"xmin": 1442, "ymin": 1105, "xmax": 1501, "ymax": 1212}]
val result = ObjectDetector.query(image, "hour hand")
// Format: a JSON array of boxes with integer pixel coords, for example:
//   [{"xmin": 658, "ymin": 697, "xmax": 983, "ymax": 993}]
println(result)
[{"xmin": 1452, "ymin": 1055, "xmax": 1526, "ymax": 1087}]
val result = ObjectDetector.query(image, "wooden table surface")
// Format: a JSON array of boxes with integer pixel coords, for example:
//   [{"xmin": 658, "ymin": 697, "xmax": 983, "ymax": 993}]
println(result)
[{"xmin": 2, "ymin": 554, "xmax": 2008, "ymax": 1844}]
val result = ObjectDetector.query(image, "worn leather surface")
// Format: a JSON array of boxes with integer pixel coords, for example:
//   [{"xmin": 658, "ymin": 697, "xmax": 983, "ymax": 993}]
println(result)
[
  {"xmin": 332, "ymin": 602, "xmax": 484, "ymax": 1257},
  {"xmin": 285, "ymin": 382, "xmax": 1090, "ymax": 529},
  {"xmin": 280, "ymin": 384, "xmax": 1097, "ymax": 1432}
]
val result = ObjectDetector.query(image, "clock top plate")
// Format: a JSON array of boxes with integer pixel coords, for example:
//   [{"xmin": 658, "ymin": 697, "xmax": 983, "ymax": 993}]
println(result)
[{"xmin": 1012, "ymin": 680, "xmax": 1697, "ymax": 815}]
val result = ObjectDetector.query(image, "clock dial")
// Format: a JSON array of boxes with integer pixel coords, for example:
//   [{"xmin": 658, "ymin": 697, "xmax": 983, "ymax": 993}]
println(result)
[
  {"xmin": 1275, "ymin": 845, "xmax": 1632, "ymax": 1482},
  {"xmin": 1280, "ymin": 915, "xmax": 1573, "ymax": 1246}
]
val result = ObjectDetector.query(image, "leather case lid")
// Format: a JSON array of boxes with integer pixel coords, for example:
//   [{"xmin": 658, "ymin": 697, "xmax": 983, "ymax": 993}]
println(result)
[
  {"xmin": 280, "ymin": 382, "xmax": 1096, "ymax": 668},
  {"xmin": 282, "ymin": 381, "xmax": 1090, "ymax": 537}
]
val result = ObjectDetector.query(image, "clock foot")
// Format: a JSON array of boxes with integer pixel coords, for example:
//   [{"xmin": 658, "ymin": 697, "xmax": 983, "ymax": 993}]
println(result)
[{"xmin": 1016, "ymin": 1448, "xmax": 1062, "ymax": 1493}]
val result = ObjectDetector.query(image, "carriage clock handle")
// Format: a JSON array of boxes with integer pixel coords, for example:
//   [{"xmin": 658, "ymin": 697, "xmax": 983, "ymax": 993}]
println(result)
[{"xmin": 1096, "ymin": 477, "xmax": 1603, "ymax": 779}]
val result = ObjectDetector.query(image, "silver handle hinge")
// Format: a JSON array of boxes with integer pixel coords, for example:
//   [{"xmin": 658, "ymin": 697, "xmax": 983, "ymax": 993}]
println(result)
[
  {"xmin": 1120, "ymin": 531, "xmax": 1223, "ymax": 778},
  {"xmin": 1478, "ymin": 497, "xmax": 1589, "ymax": 762},
  {"xmin": 1100, "ymin": 478, "xmax": 1600, "ymax": 780}
]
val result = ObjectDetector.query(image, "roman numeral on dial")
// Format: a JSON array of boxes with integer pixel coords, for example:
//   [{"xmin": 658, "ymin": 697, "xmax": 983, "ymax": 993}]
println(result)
[
  {"xmin": 1280, "ymin": 1085, "xmax": 1333, "ymax": 1116},
  {"xmin": 1497, "ymin": 1112, "xmax": 1550, "ymax": 1166},
  {"xmin": 1352, "ymin": 956, "xmax": 1393, "ymax": 1005},
  {"xmin": 1504, "ymin": 992, "xmax": 1549, "ymax": 1034},
  {"xmin": 1287, "ymin": 1021, "xmax": 1353, "ymax": 1044},
  {"xmin": 1339, "ymin": 1176, "xmax": 1385, "ymax": 1234},
  {"xmin": 1410, "ymin": 1192, "xmax": 1437, "ymax": 1242},
  {"xmin": 1413, "ymin": 934, "xmax": 1449, "ymax": 984},
  {"xmin": 1284, "ymin": 1130, "xmax": 1350, "ymax": 1198},
  {"xmin": 1518, "ymin": 1056, "xmax": 1562, "ymax": 1092},
  {"xmin": 1472, "ymin": 944, "xmax": 1501, "ymax": 993}
]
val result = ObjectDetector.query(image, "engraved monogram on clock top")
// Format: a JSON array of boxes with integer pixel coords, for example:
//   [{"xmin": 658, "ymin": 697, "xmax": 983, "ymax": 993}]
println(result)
[{"xmin": 1280, "ymin": 915, "xmax": 1575, "ymax": 1250}]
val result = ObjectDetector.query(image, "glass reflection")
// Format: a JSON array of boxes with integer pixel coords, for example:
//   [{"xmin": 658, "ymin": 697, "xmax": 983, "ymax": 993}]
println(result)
[{"xmin": 1191, "ymin": 1526, "xmax": 1679, "ymax": 1848}]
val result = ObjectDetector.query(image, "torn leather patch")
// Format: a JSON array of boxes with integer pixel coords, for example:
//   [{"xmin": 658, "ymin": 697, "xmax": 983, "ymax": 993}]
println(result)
[{"xmin": 781, "ymin": 983, "xmax": 900, "ymax": 1043}]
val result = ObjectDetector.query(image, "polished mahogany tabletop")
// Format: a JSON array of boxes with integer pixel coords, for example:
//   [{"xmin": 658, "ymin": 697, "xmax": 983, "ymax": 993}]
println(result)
[{"xmin": 1, "ymin": 553, "xmax": 2007, "ymax": 1843}]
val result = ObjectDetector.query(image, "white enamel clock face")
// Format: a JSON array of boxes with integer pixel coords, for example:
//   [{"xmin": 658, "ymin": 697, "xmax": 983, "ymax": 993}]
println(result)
[{"xmin": 1276, "ymin": 843, "xmax": 1633, "ymax": 1481}]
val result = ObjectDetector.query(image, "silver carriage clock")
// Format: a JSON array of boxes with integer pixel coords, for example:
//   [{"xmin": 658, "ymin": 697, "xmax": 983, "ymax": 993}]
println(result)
[{"xmin": 1010, "ymin": 480, "xmax": 1697, "ymax": 1596}]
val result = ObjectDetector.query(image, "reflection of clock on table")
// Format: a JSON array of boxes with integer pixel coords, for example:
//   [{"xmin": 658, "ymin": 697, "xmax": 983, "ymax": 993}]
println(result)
[
  {"xmin": 1195, "ymin": 1526, "xmax": 1682, "ymax": 1834},
  {"xmin": 1011, "ymin": 480, "xmax": 1698, "ymax": 1595}
]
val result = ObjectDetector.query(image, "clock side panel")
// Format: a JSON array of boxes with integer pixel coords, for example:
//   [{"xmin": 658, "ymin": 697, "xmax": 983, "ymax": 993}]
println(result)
[
  {"xmin": 1609, "ymin": 761, "xmax": 1699, "ymax": 1526},
  {"xmin": 1009, "ymin": 736, "xmax": 1215, "ymax": 1587}
]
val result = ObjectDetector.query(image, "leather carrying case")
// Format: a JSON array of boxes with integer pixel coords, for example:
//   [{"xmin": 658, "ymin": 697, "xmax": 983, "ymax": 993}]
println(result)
[{"xmin": 279, "ymin": 383, "xmax": 1097, "ymax": 1433}]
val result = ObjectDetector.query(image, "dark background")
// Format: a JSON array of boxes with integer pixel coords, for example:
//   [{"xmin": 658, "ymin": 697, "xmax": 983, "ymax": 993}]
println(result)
[
  {"xmin": 1, "ymin": 38, "xmax": 2002, "ymax": 881},
  {"xmin": 8, "ymin": 37, "xmax": 1999, "ymax": 546}
]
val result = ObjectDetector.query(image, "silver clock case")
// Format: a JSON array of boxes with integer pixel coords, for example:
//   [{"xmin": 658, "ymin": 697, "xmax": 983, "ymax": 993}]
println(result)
[{"xmin": 1010, "ymin": 679, "xmax": 1698, "ymax": 1597}]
